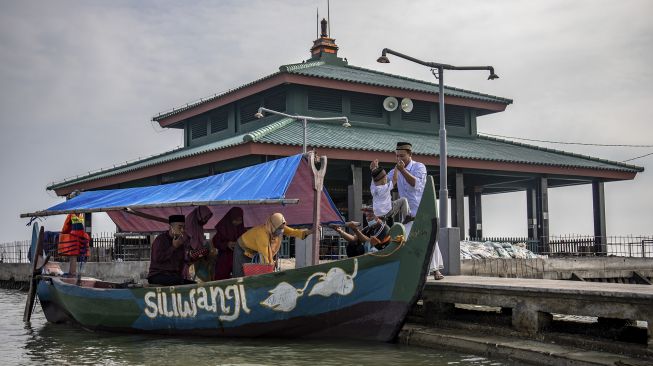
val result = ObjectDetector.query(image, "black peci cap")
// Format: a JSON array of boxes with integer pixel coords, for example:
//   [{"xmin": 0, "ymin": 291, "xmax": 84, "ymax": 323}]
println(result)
[
  {"xmin": 168, "ymin": 215, "xmax": 185, "ymax": 224},
  {"xmin": 371, "ymin": 167, "xmax": 387, "ymax": 182},
  {"xmin": 396, "ymin": 142, "xmax": 412, "ymax": 151}
]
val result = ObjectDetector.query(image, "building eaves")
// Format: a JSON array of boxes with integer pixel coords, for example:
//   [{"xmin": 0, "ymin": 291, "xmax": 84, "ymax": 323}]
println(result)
[
  {"xmin": 476, "ymin": 134, "xmax": 644, "ymax": 173},
  {"xmin": 246, "ymin": 121, "xmax": 641, "ymax": 174},
  {"xmin": 282, "ymin": 61, "xmax": 513, "ymax": 105},
  {"xmin": 152, "ymin": 71, "xmax": 282, "ymax": 122},
  {"xmin": 49, "ymin": 119, "xmax": 642, "ymax": 192},
  {"xmin": 153, "ymin": 60, "xmax": 512, "ymax": 123},
  {"xmin": 47, "ymin": 134, "xmax": 247, "ymax": 191},
  {"xmin": 48, "ymin": 118, "xmax": 302, "ymax": 191}
]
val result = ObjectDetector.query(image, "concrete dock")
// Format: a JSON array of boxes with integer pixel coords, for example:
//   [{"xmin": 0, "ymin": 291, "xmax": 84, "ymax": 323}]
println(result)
[
  {"xmin": 421, "ymin": 276, "xmax": 652, "ymax": 346},
  {"xmin": 400, "ymin": 275, "xmax": 653, "ymax": 365},
  {"xmin": 399, "ymin": 325, "xmax": 652, "ymax": 366}
]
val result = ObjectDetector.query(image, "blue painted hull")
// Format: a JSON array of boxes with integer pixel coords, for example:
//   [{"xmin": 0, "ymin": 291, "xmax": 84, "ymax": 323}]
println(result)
[{"xmin": 37, "ymin": 178, "xmax": 439, "ymax": 341}]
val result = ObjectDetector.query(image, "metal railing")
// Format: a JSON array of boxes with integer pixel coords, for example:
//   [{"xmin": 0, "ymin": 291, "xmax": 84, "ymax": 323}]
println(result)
[
  {"xmin": 0, "ymin": 230, "xmax": 349, "ymax": 263},
  {"xmin": 467, "ymin": 235, "xmax": 653, "ymax": 258},
  {"xmin": 0, "ymin": 240, "xmax": 30, "ymax": 264},
  {"xmin": 9, "ymin": 232, "xmax": 649, "ymax": 263},
  {"xmin": 0, "ymin": 233, "xmax": 153, "ymax": 264},
  {"xmin": 272, "ymin": 231, "xmax": 348, "ymax": 260}
]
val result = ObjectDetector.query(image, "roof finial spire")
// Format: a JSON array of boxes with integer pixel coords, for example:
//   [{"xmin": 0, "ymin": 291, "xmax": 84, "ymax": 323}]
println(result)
[
  {"xmin": 320, "ymin": 18, "xmax": 328, "ymax": 38},
  {"xmin": 308, "ymin": 7, "xmax": 345, "ymax": 65}
]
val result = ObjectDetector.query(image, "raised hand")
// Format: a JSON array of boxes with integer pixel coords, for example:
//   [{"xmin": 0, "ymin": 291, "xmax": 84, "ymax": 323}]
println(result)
[{"xmin": 396, "ymin": 159, "xmax": 405, "ymax": 171}]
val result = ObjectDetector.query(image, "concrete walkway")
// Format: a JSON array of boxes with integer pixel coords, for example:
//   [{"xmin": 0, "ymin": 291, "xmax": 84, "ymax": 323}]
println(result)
[
  {"xmin": 428, "ymin": 275, "xmax": 653, "ymax": 295},
  {"xmin": 421, "ymin": 275, "xmax": 653, "ymax": 354},
  {"xmin": 399, "ymin": 324, "xmax": 652, "ymax": 366}
]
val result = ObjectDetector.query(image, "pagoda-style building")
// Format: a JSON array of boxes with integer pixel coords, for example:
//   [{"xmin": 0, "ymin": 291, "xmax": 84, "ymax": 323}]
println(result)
[{"xmin": 47, "ymin": 21, "xmax": 643, "ymax": 252}]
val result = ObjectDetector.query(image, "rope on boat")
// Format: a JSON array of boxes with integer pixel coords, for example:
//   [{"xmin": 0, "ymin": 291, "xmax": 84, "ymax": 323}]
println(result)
[{"xmin": 369, "ymin": 235, "xmax": 406, "ymax": 257}]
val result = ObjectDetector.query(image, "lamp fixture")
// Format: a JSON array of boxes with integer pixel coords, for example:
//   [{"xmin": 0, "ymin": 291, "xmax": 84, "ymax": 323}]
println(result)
[
  {"xmin": 255, "ymin": 107, "xmax": 349, "ymax": 153},
  {"xmin": 376, "ymin": 49, "xmax": 390, "ymax": 64}
]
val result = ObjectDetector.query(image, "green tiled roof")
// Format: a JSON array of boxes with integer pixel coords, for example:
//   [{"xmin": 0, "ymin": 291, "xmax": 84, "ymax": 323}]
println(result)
[
  {"xmin": 281, "ymin": 61, "xmax": 513, "ymax": 105},
  {"xmin": 153, "ymin": 60, "xmax": 512, "ymax": 122},
  {"xmin": 47, "ymin": 133, "xmax": 248, "ymax": 190},
  {"xmin": 48, "ymin": 119, "xmax": 642, "ymax": 191},
  {"xmin": 247, "ymin": 120, "xmax": 642, "ymax": 174}
]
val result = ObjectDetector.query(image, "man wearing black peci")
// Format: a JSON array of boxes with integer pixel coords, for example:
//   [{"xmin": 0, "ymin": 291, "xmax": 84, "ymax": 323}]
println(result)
[{"xmin": 147, "ymin": 214, "xmax": 196, "ymax": 286}]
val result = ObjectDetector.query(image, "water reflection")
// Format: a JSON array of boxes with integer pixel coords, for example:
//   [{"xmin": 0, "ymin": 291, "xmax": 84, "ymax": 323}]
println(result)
[{"xmin": 2, "ymin": 289, "xmax": 513, "ymax": 366}]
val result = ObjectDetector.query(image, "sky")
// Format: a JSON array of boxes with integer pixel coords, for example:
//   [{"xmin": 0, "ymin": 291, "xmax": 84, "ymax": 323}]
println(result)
[{"xmin": 1, "ymin": 0, "xmax": 652, "ymax": 243}]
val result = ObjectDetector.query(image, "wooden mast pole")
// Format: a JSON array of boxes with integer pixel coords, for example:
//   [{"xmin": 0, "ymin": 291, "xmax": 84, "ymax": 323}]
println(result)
[{"xmin": 309, "ymin": 152, "xmax": 327, "ymax": 266}]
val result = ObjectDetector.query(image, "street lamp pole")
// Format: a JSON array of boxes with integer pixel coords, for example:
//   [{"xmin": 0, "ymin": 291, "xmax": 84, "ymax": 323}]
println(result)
[
  {"xmin": 255, "ymin": 107, "xmax": 350, "ymax": 267},
  {"xmin": 255, "ymin": 107, "xmax": 350, "ymax": 153},
  {"xmin": 377, "ymin": 48, "xmax": 498, "ymax": 231},
  {"xmin": 377, "ymin": 49, "xmax": 498, "ymax": 275}
]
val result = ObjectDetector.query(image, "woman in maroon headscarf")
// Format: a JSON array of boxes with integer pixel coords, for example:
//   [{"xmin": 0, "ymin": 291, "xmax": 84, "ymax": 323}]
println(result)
[
  {"xmin": 183, "ymin": 205, "xmax": 214, "ymax": 282},
  {"xmin": 212, "ymin": 207, "xmax": 245, "ymax": 280}
]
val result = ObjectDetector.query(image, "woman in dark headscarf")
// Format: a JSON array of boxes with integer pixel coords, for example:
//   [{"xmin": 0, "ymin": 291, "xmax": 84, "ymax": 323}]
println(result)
[
  {"xmin": 212, "ymin": 207, "xmax": 245, "ymax": 280},
  {"xmin": 183, "ymin": 206, "xmax": 214, "ymax": 282},
  {"xmin": 185, "ymin": 205, "xmax": 214, "ymax": 251}
]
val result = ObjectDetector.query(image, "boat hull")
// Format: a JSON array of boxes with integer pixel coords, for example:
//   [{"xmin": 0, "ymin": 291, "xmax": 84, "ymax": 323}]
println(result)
[{"xmin": 37, "ymin": 177, "xmax": 439, "ymax": 342}]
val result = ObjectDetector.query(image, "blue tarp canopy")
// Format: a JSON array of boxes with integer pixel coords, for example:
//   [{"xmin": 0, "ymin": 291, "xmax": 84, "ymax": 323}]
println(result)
[{"xmin": 22, "ymin": 154, "xmax": 344, "ymax": 229}]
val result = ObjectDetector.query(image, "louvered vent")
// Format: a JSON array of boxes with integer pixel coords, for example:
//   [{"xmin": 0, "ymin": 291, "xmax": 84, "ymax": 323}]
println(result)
[
  {"xmin": 446, "ymin": 105, "xmax": 466, "ymax": 127},
  {"xmin": 351, "ymin": 93, "xmax": 383, "ymax": 118},
  {"xmin": 210, "ymin": 110, "xmax": 228, "ymax": 133},
  {"xmin": 264, "ymin": 92, "xmax": 286, "ymax": 112},
  {"xmin": 402, "ymin": 100, "xmax": 431, "ymax": 123},
  {"xmin": 190, "ymin": 118, "xmax": 207, "ymax": 139},
  {"xmin": 308, "ymin": 89, "xmax": 342, "ymax": 112},
  {"xmin": 239, "ymin": 100, "xmax": 260, "ymax": 124}
]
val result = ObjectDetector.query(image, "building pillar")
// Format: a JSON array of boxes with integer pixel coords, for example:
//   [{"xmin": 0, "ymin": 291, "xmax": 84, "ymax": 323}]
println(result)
[
  {"xmin": 592, "ymin": 181, "xmax": 607, "ymax": 255},
  {"xmin": 468, "ymin": 187, "xmax": 483, "ymax": 239},
  {"xmin": 347, "ymin": 163, "xmax": 363, "ymax": 223},
  {"xmin": 535, "ymin": 177, "xmax": 549, "ymax": 253},
  {"xmin": 451, "ymin": 171, "xmax": 465, "ymax": 240},
  {"xmin": 84, "ymin": 213, "xmax": 92, "ymax": 236},
  {"xmin": 526, "ymin": 187, "xmax": 538, "ymax": 241}
]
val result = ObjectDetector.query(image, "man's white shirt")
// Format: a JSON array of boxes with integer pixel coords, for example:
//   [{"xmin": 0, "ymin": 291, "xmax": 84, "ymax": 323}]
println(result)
[{"xmin": 387, "ymin": 160, "xmax": 427, "ymax": 216}]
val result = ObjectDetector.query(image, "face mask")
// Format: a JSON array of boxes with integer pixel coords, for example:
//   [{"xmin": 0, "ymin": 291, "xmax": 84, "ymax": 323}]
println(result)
[
  {"xmin": 273, "ymin": 228, "xmax": 284, "ymax": 237},
  {"xmin": 366, "ymin": 215, "xmax": 376, "ymax": 224}
]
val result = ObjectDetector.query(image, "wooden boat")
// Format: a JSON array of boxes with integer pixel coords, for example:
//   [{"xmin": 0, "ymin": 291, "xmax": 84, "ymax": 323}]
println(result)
[{"xmin": 25, "ymin": 153, "xmax": 438, "ymax": 341}]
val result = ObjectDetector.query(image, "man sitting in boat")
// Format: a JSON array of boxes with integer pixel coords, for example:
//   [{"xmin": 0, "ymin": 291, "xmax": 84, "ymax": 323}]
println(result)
[
  {"xmin": 147, "ymin": 214, "xmax": 196, "ymax": 286},
  {"xmin": 233, "ymin": 213, "xmax": 314, "ymax": 277},
  {"xmin": 331, "ymin": 208, "xmax": 390, "ymax": 257}
]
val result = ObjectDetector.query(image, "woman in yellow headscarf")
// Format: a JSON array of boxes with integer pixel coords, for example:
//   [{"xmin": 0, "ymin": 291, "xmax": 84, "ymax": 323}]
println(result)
[{"xmin": 232, "ymin": 213, "xmax": 314, "ymax": 277}]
